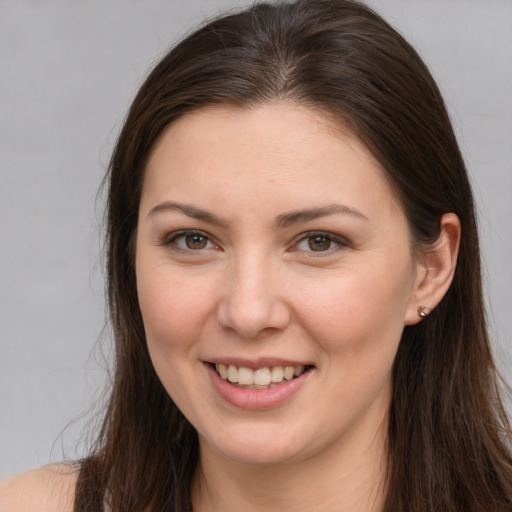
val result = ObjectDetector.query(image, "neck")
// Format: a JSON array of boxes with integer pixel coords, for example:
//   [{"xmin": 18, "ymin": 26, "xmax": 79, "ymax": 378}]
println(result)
[{"xmin": 192, "ymin": 418, "xmax": 388, "ymax": 512}]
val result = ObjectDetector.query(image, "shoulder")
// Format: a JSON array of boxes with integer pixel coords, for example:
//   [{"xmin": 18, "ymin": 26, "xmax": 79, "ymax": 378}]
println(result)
[{"xmin": 0, "ymin": 463, "xmax": 78, "ymax": 512}]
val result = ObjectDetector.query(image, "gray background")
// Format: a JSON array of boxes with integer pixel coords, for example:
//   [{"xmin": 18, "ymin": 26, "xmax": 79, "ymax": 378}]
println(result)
[{"xmin": 1, "ymin": 0, "xmax": 511, "ymax": 478}]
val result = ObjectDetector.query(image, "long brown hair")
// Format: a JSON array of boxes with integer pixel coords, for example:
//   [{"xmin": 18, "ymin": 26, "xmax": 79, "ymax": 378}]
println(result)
[{"xmin": 74, "ymin": 1, "xmax": 512, "ymax": 510}]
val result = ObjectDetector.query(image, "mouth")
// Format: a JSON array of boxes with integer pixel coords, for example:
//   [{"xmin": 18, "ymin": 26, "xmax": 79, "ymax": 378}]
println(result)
[{"xmin": 210, "ymin": 362, "xmax": 314, "ymax": 389}]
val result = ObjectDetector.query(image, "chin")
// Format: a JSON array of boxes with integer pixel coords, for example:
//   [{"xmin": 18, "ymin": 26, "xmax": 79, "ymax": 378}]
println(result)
[
  {"xmin": 198, "ymin": 421, "xmax": 315, "ymax": 467},
  {"xmin": 212, "ymin": 442, "xmax": 302, "ymax": 467}
]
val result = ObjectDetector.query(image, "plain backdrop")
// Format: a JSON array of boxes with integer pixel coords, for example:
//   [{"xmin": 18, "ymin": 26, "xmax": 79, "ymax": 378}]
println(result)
[{"xmin": 1, "ymin": 0, "xmax": 511, "ymax": 478}]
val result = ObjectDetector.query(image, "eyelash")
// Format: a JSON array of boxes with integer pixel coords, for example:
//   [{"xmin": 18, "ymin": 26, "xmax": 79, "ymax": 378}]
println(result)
[
  {"xmin": 161, "ymin": 230, "xmax": 218, "ymax": 253},
  {"xmin": 161, "ymin": 230, "xmax": 349, "ymax": 255},
  {"xmin": 292, "ymin": 231, "xmax": 349, "ymax": 255}
]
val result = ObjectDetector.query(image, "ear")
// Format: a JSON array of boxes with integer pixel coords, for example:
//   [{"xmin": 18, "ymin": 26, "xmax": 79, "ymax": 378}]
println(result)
[{"xmin": 404, "ymin": 212, "xmax": 461, "ymax": 326}]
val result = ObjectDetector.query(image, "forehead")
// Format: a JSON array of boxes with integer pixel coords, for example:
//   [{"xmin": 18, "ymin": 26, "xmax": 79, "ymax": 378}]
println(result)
[{"xmin": 141, "ymin": 103, "xmax": 401, "ymax": 223}]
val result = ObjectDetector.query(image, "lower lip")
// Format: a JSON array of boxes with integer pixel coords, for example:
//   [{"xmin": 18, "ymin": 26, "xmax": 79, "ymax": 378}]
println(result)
[{"xmin": 205, "ymin": 364, "xmax": 312, "ymax": 411}]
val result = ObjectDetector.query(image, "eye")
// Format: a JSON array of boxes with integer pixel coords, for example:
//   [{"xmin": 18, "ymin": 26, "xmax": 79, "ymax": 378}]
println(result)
[
  {"xmin": 294, "ymin": 232, "xmax": 346, "ymax": 253},
  {"xmin": 305, "ymin": 235, "xmax": 333, "ymax": 252},
  {"xmin": 163, "ymin": 230, "xmax": 217, "ymax": 252}
]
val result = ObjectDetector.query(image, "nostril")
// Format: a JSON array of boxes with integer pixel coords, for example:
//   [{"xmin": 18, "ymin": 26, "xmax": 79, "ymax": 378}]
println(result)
[{"xmin": 216, "ymin": 298, "xmax": 291, "ymax": 338}]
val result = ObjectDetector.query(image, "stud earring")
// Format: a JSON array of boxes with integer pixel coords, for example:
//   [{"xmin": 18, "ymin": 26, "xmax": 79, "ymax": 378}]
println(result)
[{"xmin": 417, "ymin": 305, "xmax": 431, "ymax": 318}]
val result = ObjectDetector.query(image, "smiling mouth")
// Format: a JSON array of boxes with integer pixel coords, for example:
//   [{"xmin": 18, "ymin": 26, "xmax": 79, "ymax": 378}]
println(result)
[{"xmin": 211, "ymin": 363, "xmax": 313, "ymax": 389}]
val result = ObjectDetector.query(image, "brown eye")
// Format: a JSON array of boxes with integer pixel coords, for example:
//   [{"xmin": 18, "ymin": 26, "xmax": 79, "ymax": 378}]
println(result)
[
  {"xmin": 165, "ymin": 231, "xmax": 215, "ymax": 252},
  {"xmin": 308, "ymin": 236, "xmax": 332, "ymax": 251},
  {"xmin": 185, "ymin": 234, "xmax": 208, "ymax": 249}
]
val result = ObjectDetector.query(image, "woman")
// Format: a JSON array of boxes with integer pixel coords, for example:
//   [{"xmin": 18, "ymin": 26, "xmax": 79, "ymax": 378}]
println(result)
[{"xmin": 1, "ymin": 0, "xmax": 511, "ymax": 510}]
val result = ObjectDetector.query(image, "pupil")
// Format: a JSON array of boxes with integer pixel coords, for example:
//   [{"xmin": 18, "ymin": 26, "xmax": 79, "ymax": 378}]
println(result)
[
  {"xmin": 309, "ymin": 236, "xmax": 330, "ymax": 251},
  {"xmin": 186, "ymin": 235, "xmax": 207, "ymax": 249}
]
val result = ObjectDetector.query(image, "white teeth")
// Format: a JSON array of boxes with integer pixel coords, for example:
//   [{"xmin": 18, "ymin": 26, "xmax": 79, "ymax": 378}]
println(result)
[
  {"xmin": 270, "ymin": 366, "xmax": 284, "ymax": 382},
  {"xmin": 253, "ymin": 367, "xmax": 271, "ymax": 386},
  {"xmin": 218, "ymin": 363, "xmax": 227, "ymax": 379},
  {"xmin": 238, "ymin": 367, "xmax": 253, "ymax": 385},
  {"xmin": 227, "ymin": 365, "xmax": 238, "ymax": 383},
  {"xmin": 215, "ymin": 363, "xmax": 308, "ymax": 386},
  {"xmin": 284, "ymin": 366, "xmax": 295, "ymax": 380}
]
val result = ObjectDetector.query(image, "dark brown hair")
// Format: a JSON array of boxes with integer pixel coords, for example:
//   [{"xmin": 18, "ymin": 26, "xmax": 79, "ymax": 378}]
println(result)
[{"xmin": 74, "ymin": 1, "xmax": 512, "ymax": 510}]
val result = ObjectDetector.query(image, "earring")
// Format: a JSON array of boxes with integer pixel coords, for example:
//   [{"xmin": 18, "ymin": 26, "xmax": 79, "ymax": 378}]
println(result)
[{"xmin": 417, "ymin": 305, "xmax": 431, "ymax": 318}]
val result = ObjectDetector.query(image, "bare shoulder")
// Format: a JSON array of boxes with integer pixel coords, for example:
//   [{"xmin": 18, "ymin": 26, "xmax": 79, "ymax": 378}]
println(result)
[{"xmin": 0, "ymin": 463, "xmax": 78, "ymax": 512}]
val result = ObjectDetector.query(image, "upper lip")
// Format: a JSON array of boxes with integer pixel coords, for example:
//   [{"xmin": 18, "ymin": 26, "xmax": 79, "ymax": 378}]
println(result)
[{"xmin": 204, "ymin": 357, "xmax": 314, "ymax": 369}]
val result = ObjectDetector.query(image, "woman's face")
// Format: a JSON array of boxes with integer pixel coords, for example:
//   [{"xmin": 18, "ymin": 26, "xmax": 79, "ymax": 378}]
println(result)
[{"xmin": 136, "ymin": 103, "xmax": 423, "ymax": 466}]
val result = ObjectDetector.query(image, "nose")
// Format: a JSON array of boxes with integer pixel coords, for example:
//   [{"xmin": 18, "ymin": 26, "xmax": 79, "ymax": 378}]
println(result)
[{"xmin": 216, "ymin": 254, "xmax": 291, "ymax": 339}]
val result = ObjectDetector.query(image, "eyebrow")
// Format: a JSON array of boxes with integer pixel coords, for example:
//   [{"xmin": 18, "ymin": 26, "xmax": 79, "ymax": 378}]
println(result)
[
  {"xmin": 147, "ymin": 201, "xmax": 229, "ymax": 227},
  {"xmin": 147, "ymin": 201, "xmax": 369, "ymax": 227},
  {"xmin": 274, "ymin": 204, "xmax": 369, "ymax": 227}
]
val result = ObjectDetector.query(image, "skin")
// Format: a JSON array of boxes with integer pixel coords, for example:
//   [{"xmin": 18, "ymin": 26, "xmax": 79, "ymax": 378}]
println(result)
[
  {"xmin": 0, "ymin": 464, "xmax": 78, "ymax": 512},
  {"xmin": 0, "ymin": 103, "xmax": 459, "ymax": 511},
  {"xmin": 135, "ymin": 103, "xmax": 460, "ymax": 511}
]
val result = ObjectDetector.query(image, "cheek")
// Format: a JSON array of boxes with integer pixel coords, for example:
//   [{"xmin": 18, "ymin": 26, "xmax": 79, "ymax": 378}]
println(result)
[
  {"xmin": 136, "ymin": 261, "xmax": 217, "ymax": 357},
  {"xmin": 136, "ymin": 262, "xmax": 222, "ymax": 410},
  {"xmin": 293, "ymin": 264, "xmax": 413, "ymax": 364}
]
